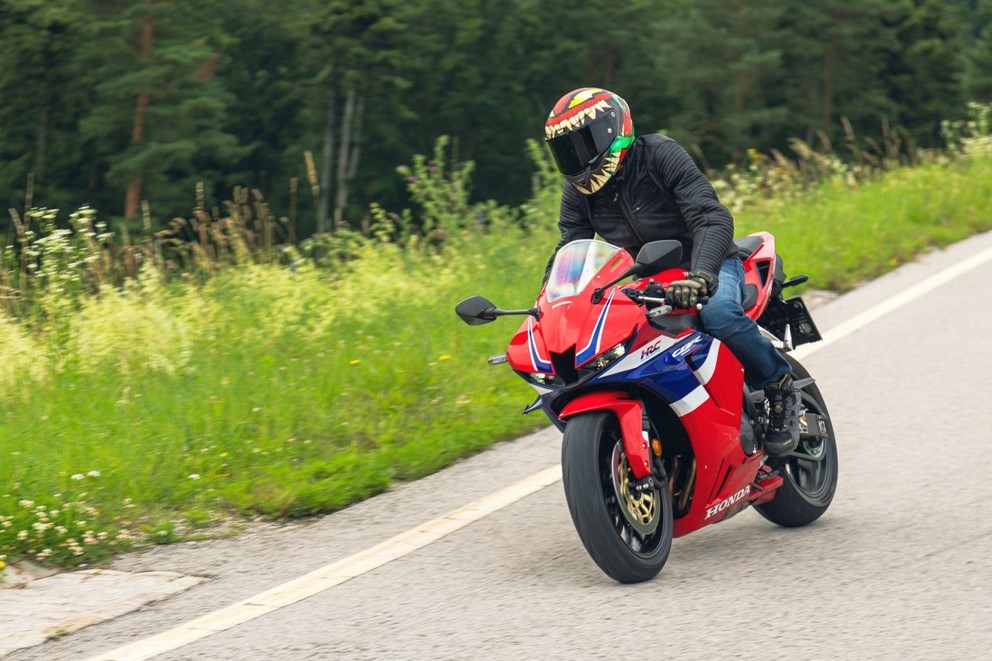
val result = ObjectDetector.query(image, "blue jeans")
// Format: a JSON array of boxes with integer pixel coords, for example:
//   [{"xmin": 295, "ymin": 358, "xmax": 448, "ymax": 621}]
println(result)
[{"xmin": 699, "ymin": 258, "xmax": 791, "ymax": 389}]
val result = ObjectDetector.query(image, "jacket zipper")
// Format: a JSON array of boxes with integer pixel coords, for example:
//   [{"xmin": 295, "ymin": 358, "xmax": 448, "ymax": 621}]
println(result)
[{"xmin": 614, "ymin": 182, "xmax": 646, "ymax": 245}]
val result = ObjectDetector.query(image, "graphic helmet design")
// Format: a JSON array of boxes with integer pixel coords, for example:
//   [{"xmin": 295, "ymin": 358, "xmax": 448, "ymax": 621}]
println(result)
[{"xmin": 545, "ymin": 88, "xmax": 634, "ymax": 195}]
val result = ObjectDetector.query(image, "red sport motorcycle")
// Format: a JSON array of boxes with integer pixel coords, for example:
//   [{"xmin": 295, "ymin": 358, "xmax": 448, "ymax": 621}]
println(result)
[{"xmin": 455, "ymin": 232, "xmax": 837, "ymax": 583}]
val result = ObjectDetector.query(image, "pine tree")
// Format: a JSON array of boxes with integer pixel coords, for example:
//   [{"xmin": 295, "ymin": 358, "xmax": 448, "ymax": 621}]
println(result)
[
  {"xmin": 300, "ymin": 0, "xmax": 412, "ymax": 232},
  {"xmin": 886, "ymin": 0, "xmax": 964, "ymax": 144},
  {"xmin": 776, "ymin": 0, "xmax": 904, "ymax": 149},
  {"xmin": 79, "ymin": 0, "xmax": 245, "ymax": 220},
  {"xmin": 962, "ymin": 0, "xmax": 992, "ymax": 101},
  {"xmin": 0, "ymin": 0, "xmax": 93, "ymax": 212},
  {"xmin": 655, "ymin": 0, "xmax": 791, "ymax": 164}
]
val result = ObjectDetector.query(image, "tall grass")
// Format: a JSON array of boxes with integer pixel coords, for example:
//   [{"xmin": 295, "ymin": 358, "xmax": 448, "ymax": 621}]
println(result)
[{"xmin": 2, "ymin": 108, "xmax": 992, "ymax": 569}]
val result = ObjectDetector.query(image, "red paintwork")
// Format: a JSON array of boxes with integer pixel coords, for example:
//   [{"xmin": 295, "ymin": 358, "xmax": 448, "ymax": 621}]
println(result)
[
  {"xmin": 559, "ymin": 392, "xmax": 652, "ymax": 479},
  {"xmin": 507, "ymin": 248, "xmax": 645, "ymax": 372},
  {"xmin": 704, "ymin": 341, "xmax": 744, "ymax": 412},
  {"xmin": 741, "ymin": 231, "xmax": 777, "ymax": 320},
  {"xmin": 502, "ymin": 233, "xmax": 787, "ymax": 538},
  {"xmin": 671, "ymin": 345, "xmax": 755, "ymax": 536}
]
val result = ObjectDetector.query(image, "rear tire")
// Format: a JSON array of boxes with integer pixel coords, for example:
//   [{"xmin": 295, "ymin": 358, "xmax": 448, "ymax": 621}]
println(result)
[
  {"xmin": 755, "ymin": 356, "xmax": 838, "ymax": 527},
  {"xmin": 561, "ymin": 411, "xmax": 673, "ymax": 583}
]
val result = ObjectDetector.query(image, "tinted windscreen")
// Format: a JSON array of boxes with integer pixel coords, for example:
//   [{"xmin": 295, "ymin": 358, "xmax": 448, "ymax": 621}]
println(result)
[{"xmin": 545, "ymin": 239, "xmax": 622, "ymax": 303}]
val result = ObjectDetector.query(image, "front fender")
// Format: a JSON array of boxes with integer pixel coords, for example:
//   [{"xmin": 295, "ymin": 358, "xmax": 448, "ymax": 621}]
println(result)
[{"xmin": 559, "ymin": 392, "xmax": 651, "ymax": 479}]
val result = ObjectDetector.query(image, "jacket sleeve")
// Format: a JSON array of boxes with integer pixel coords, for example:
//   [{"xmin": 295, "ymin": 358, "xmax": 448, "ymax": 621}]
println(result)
[
  {"xmin": 543, "ymin": 182, "xmax": 595, "ymax": 280},
  {"xmin": 654, "ymin": 139, "xmax": 734, "ymax": 281}
]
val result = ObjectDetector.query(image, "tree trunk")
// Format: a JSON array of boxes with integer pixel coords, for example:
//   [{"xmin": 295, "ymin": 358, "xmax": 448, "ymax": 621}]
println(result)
[
  {"xmin": 125, "ymin": 14, "xmax": 155, "ymax": 219},
  {"xmin": 35, "ymin": 107, "xmax": 48, "ymax": 188},
  {"xmin": 317, "ymin": 87, "xmax": 335, "ymax": 233},
  {"xmin": 347, "ymin": 94, "xmax": 364, "ymax": 182},
  {"xmin": 334, "ymin": 83, "xmax": 357, "ymax": 230},
  {"xmin": 822, "ymin": 34, "xmax": 837, "ymax": 133}
]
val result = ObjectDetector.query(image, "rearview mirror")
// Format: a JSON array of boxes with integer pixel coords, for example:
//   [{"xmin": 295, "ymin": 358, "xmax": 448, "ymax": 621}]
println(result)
[
  {"xmin": 455, "ymin": 295, "xmax": 498, "ymax": 325},
  {"xmin": 635, "ymin": 240, "xmax": 683, "ymax": 276}
]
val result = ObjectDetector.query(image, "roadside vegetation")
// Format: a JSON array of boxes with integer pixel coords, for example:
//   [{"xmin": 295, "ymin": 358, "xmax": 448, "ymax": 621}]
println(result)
[{"xmin": 2, "ymin": 106, "xmax": 991, "ymax": 569}]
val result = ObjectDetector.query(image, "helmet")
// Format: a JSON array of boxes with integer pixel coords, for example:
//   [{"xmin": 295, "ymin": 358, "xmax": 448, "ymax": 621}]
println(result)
[{"xmin": 545, "ymin": 88, "xmax": 634, "ymax": 195}]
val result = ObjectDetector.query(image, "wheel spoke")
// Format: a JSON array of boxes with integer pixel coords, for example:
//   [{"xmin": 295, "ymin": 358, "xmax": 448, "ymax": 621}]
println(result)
[{"xmin": 785, "ymin": 449, "xmax": 826, "ymax": 462}]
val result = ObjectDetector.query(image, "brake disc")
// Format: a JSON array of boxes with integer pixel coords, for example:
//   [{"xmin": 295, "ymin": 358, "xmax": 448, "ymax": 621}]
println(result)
[{"xmin": 610, "ymin": 443, "xmax": 660, "ymax": 536}]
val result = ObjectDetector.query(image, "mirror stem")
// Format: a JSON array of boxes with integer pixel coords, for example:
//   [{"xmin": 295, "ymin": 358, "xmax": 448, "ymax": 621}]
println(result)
[
  {"xmin": 493, "ymin": 307, "xmax": 541, "ymax": 320},
  {"xmin": 591, "ymin": 265, "xmax": 641, "ymax": 304}
]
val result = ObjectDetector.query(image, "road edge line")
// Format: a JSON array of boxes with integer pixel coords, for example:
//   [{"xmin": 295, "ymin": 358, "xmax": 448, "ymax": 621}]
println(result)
[
  {"xmin": 88, "ymin": 465, "xmax": 562, "ymax": 661},
  {"xmin": 791, "ymin": 241, "xmax": 992, "ymax": 360}
]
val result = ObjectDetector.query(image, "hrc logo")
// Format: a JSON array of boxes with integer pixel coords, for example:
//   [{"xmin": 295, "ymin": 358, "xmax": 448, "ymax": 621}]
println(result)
[{"xmin": 640, "ymin": 339, "xmax": 665, "ymax": 361}]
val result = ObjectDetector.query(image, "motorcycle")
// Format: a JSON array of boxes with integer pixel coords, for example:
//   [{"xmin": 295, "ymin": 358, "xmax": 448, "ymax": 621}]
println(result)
[{"xmin": 454, "ymin": 232, "xmax": 838, "ymax": 583}]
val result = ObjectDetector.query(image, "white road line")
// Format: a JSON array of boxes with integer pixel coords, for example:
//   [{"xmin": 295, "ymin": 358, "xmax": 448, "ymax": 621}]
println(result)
[
  {"xmin": 90, "ymin": 238, "xmax": 992, "ymax": 660},
  {"xmin": 791, "ymin": 242, "xmax": 992, "ymax": 360},
  {"xmin": 89, "ymin": 465, "xmax": 561, "ymax": 661}
]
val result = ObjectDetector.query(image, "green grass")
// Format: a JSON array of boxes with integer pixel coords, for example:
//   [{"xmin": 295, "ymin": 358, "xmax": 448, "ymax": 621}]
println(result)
[
  {"xmin": 2, "ymin": 153, "xmax": 991, "ymax": 568},
  {"xmin": 736, "ymin": 156, "xmax": 992, "ymax": 289}
]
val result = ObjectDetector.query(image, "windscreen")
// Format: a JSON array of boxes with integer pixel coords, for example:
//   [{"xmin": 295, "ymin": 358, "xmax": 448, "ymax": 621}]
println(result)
[{"xmin": 545, "ymin": 240, "xmax": 622, "ymax": 303}]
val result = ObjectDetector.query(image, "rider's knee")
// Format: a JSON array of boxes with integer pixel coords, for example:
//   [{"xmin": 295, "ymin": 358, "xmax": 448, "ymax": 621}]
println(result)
[{"xmin": 699, "ymin": 302, "xmax": 746, "ymax": 338}]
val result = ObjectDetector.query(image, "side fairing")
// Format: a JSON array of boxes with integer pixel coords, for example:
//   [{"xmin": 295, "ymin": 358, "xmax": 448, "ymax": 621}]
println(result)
[
  {"xmin": 593, "ymin": 329, "xmax": 743, "ymax": 423},
  {"xmin": 507, "ymin": 315, "xmax": 552, "ymax": 373},
  {"xmin": 740, "ymin": 231, "xmax": 777, "ymax": 321}
]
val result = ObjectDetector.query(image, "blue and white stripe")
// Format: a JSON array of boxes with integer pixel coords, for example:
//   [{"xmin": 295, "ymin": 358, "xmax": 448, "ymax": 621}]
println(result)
[
  {"xmin": 576, "ymin": 289, "xmax": 616, "ymax": 366},
  {"xmin": 527, "ymin": 316, "xmax": 553, "ymax": 373}
]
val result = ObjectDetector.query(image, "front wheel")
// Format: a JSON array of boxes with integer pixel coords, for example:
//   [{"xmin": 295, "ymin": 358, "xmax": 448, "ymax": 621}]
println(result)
[
  {"xmin": 561, "ymin": 411, "xmax": 673, "ymax": 583},
  {"xmin": 755, "ymin": 356, "xmax": 838, "ymax": 527}
]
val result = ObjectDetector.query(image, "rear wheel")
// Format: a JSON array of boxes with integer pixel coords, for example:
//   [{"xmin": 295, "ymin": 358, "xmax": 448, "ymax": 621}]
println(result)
[
  {"xmin": 755, "ymin": 357, "xmax": 838, "ymax": 527},
  {"xmin": 561, "ymin": 411, "xmax": 673, "ymax": 583}
]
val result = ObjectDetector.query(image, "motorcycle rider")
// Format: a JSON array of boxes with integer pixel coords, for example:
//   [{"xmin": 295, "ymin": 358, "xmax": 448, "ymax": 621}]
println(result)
[{"xmin": 543, "ymin": 87, "xmax": 799, "ymax": 454}]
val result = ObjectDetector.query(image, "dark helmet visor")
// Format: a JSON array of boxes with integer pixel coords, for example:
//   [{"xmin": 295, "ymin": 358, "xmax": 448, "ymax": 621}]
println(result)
[{"xmin": 547, "ymin": 119, "xmax": 615, "ymax": 176}]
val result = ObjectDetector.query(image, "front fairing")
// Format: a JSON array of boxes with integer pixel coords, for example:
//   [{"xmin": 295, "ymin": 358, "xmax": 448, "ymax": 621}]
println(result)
[{"xmin": 506, "ymin": 240, "xmax": 645, "ymax": 383}]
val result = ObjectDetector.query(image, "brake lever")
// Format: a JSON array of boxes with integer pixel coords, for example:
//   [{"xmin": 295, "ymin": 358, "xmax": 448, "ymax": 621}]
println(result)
[{"xmin": 623, "ymin": 286, "xmax": 679, "ymax": 318}]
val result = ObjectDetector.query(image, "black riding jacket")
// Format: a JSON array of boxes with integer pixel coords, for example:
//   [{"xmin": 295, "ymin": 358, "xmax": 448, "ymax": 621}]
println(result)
[{"xmin": 545, "ymin": 133, "xmax": 736, "ymax": 283}]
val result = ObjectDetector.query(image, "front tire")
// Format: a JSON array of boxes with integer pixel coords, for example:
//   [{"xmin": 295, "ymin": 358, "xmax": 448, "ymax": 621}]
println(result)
[
  {"xmin": 561, "ymin": 411, "xmax": 673, "ymax": 583},
  {"xmin": 755, "ymin": 357, "xmax": 838, "ymax": 527}
]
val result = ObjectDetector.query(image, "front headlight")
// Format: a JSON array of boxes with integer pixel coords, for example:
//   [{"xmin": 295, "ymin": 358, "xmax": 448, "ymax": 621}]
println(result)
[
  {"xmin": 526, "ymin": 372, "xmax": 559, "ymax": 386},
  {"xmin": 590, "ymin": 342, "xmax": 626, "ymax": 371}
]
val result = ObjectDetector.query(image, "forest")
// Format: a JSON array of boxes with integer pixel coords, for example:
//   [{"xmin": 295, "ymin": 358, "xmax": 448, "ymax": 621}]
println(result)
[{"xmin": 1, "ymin": 0, "xmax": 991, "ymax": 237}]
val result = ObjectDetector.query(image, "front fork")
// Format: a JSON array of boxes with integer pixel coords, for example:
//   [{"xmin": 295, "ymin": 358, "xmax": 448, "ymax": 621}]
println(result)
[{"xmin": 558, "ymin": 392, "xmax": 654, "ymax": 480}]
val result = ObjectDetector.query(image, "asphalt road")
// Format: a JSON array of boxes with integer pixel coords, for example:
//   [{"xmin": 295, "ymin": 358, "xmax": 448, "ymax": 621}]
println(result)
[{"xmin": 12, "ymin": 231, "xmax": 992, "ymax": 661}]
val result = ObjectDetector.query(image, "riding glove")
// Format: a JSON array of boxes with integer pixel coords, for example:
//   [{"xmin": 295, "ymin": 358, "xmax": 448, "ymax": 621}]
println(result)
[{"xmin": 664, "ymin": 271, "xmax": 717, "ymax": 309}]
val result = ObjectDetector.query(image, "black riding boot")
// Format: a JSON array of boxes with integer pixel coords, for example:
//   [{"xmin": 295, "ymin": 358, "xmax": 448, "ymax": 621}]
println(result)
[{"xmin": 764, "ymin": 373, "xmax": 800, "ymax": 455}]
